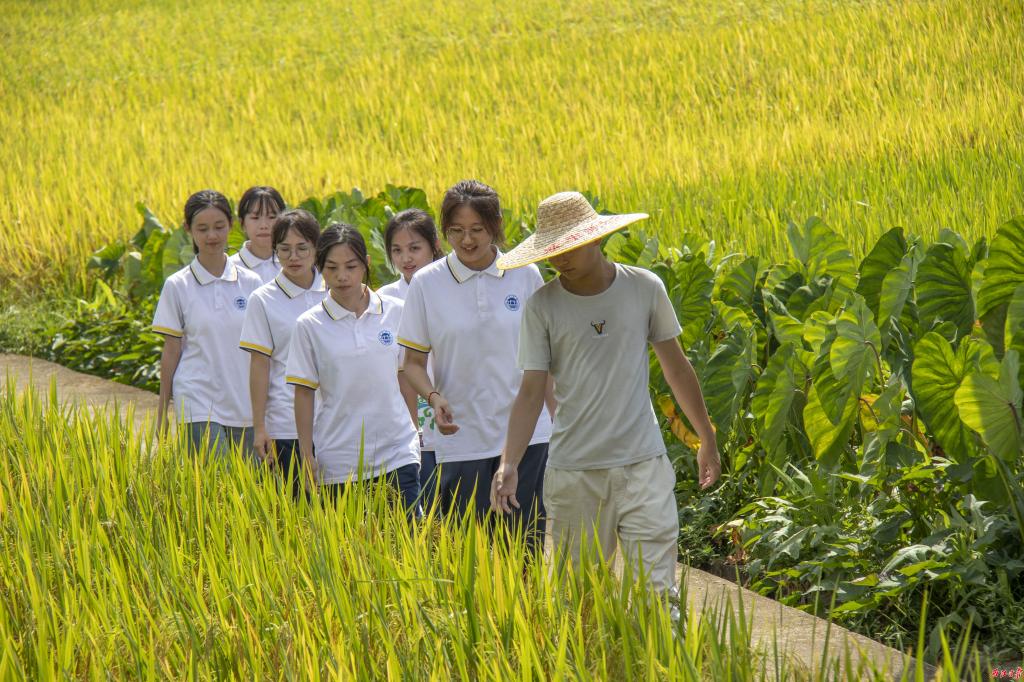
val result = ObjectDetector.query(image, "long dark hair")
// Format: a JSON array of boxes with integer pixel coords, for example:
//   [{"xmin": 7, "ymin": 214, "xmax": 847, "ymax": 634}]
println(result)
[
  {"xmin": 317, "ymin": 223, "xmax": 371, "ymax": 286},
  {"xmin": 184, "ymin": 190, "xmax": 232, "ymax": 254},
  {"xmin": 384, "ymin": 208, "xmax": 444, "ymax": 260}
]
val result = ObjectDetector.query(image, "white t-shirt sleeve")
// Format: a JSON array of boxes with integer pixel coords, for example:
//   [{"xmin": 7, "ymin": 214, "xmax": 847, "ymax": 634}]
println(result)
[
  {"xmin": 285, "ymin": 319, "xmax": 319, "ymax": 390},
  {"xmin": 239, "ymin": 293, "xmax": 273, "ymax": 357},
  {"xmin": 397, "ymin": 277, "xmax": 431, "ymax": 353},
  {"xmin": 152, "ymin": 278, "xmax": 184, "ymax": 338},
  {"xmin": 518, "ymin": 295, "xmax": 551, "ymax": 371},
  {"xmin": 648, "ymin": 275, "xmax": 683, "ymax": 343}
]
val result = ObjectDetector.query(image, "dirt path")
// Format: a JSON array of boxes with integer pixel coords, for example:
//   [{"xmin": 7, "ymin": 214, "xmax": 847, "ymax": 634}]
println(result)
[{"xmin": 1, "ymin": 353, "xmax": 932, "ymax": 680}]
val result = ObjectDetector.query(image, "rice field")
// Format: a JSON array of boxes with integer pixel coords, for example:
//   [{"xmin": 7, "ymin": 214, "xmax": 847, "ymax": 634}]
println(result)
[
  {"xmin": 0, "ymin": 383, "xmax": 979, "ymax": 679},
  {"xmin": 1, "ymin": 0, "xmax": 1021, "ymax": 287}
]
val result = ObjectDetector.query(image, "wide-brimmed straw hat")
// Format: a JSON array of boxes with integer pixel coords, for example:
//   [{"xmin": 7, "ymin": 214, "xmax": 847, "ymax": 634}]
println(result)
[{"xmin": 496, "ymin": 191, "xmax": 648, "ymax": 270}]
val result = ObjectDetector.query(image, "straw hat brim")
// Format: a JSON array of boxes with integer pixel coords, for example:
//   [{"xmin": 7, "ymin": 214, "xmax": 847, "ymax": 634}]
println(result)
[{"xmin": 496, "ymin": 212, "xmax": 648, "ymax": 270}]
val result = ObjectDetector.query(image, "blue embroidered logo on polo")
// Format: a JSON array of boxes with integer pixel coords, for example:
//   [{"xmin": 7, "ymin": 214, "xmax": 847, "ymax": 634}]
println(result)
[
  {"xmin": 504, "ymin": 294, "xmax": 520, "ymax": 311},
  {"xmin": 234, "ymin": 296, "xmax": 247, "ymax": 311},
  {"xmin": 378, "ymin": 330, "xmax": 394, "ymax": 346}
]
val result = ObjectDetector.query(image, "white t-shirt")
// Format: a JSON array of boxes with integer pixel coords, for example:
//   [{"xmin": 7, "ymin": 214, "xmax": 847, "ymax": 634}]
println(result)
[
  {"xmin": 152, "ymin": 257, "xmax": 263, "ymax": 427},
  {"xmin": 398, "ymin": 251, "xmax": 552, "ymax": 463},
  {"xmin": 518, "ymin": 264, "xmax": 683, "ymax": 470},
  {"xmin": 230, "ymin": 242, "xmax": 280, "ymax": 284},
  {"xmin": 379, "ymin": 274, "xmax": 437, "ymax": 450},
  {"xmin": 238, "ymin": 271, "xmax": 326, "ymax": 439},
  {"xmin": 285, "ymin": 290, "xmax": 419, "ymax": 484}
]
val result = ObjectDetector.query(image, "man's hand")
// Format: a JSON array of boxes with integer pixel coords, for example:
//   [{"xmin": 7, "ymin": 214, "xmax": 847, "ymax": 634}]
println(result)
[
  {"xmin": 697, "ymin": 441, "xmax": 721, "ymax": 489},
  {"xmin": 490, "ymin": 461, "xmax": 520, "ymax": 514}
]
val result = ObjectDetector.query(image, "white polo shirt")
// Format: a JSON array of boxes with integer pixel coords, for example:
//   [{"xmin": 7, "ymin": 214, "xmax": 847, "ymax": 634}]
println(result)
[
  {"xmin": 238, "ymin": 271, "xmax": 326, "ymax": 439},
  {"xmin": 398, "ymin": 251, "xmax": 552, "ymax": 463},
  {"xmin": 152, "ymin": 257, "xmax": 263, "ymax": 426},
  {"xmin": 377, "ymin": 275, "xmax": 409, "ymax": 300},
  {"xmin": 230, "ymin": 242, "xmax": 280, "ymax": 284},
  {"xmin": 285, "ymin": 290, "xmax": 419, "ymax": 484},
  {"xmin": 379, "ymin": 274, "xmax": 438, "ymax": 451}
]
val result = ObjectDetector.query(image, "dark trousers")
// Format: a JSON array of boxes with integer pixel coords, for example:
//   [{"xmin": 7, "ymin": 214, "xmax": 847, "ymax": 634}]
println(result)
[
  {"xmin": 424, "ymin": 443, "xmax": 548, "ymax": 555},
  {"xmin": 273, "ymin": 439, "xmax": 303, "ymax": 498},
  {"xmin": 419, "ymin": 450, "xmax": 437, "ymax": 507},
  {"xmin": 320, "ymin": 463, "xmax": 421, "ymax": 517}
]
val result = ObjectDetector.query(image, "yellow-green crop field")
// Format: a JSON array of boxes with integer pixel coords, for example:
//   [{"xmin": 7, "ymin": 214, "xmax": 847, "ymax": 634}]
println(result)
[{"xmin": 1, "ymin": 0, "xmax": 1021, "ymax": 289}]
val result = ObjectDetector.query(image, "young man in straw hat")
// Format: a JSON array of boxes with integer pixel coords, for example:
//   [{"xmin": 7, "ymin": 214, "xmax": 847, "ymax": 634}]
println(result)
[{"xmin": 490, "ymin": 191, "xmax": 720, "ymax": 602}]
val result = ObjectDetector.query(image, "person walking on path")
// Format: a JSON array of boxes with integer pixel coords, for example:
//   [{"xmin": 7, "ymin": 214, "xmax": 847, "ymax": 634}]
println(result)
[
  {"xmin": 153, "ymin": 190, "xmax": 263, "ymax": 458},
  {"xmin": 239, "ymin": 209, "xmax": 326, "ymax": 493},
  {"xmin": 490, "ymin": 191, "xmax": 720, "ymax": 600},
  {"xmin": 230, "ymin": 186, "xmax": 286, "ymax": 283},
  {"xmin": 286, "ymin": 224, "xmax": 421, "ymax": 513},
  {"xmin": 398, "ymin": 180, "xmax": 553, "ymax": 552},
  {"xmin": 378, "ymin": 209, "xmax": 444, "ymax": 496}
]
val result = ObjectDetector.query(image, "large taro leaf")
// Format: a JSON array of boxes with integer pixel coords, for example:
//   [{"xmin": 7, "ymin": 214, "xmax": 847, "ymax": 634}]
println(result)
[
  {"xmin": 699, "ymin": 325, "xmax": 756, "ymax": 445},
  {"xmin": 830, "ymin": 295, "xmax": 882, "ymax": 394},
  {"xmin": 857, "ymin": 227, "xmax": 908, "ymax": 318},
  {"xmin": 160, "ymin": 228, "xmax": 191, "ymax": 281},
  {"xmin": 978, "ymin": 217, "xmax": 1024, "ymax": 356},
  {"xmin": 803, "ymin": 330, "xmax": 859, "ymax": 467},
  {"xmin": 787, "ymin": 217, "xmax": 857, "ymax": 294},
  {"xmin": 752, "ymin": 342, "xmax": 807, "ymax": 457},
  {"xmin": 1006, "ymin": 284, "xmax": 1024, "ymax": 387},
  {"xmin": 765, "ymin": 259, "xmax": 806, "ymax": 311},
  {"xmin": 916, "ymin": 241, "xmax": 975, "ymax": 340},
  {"xmin": 763, "ymin": 291, "xmax": 804, "ymax": 348},
  {"xmin": 716, "ymin": 256, "xmax": 761, "ymax": 308},
  {"xmin": 877, "ymin": 243, "xmax": 922, "ymax": 344},
  {"xmin": 669, "ymin": 255, "xmax": 715, "ymax": 348},
  {"xmin": 955, "ymin": 350, "xmax": 1024, "ymax": 461},
  {"xmin": 911, "ymin": 333, "xmax": 998, "ymax": 461},
  {"xmin": 131, "ymin": 202, "xmax": 168, "ymax": 250},
  {"xmin": 716, "ymin": 302, "xmax": 767, "ymax": 360}
]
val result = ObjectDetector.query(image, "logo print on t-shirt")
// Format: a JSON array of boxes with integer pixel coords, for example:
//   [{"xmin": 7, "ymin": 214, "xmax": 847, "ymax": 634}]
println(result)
[
  {"xmin": 590, "ymin": 320, "xmax": 606, "ymax": 335},
  {"xmin": 378, "ymin": 330, "xmax": 395, "ymax": 346},
  {"xmin": 504, "ymin": 294, "xmax": 520, "ymax": 311},
  {"xmin": 234, "ymin": 296, "xmax": 247, "ymax": 311}
]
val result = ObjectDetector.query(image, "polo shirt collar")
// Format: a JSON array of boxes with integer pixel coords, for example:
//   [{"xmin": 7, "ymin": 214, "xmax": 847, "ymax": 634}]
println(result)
[
  {"xmin": 276, "ymin": 270, "xmax": 326, "ymax": 299},
  {"xmin": 446, "ymin": 249, "xmax": 506, "ymax": 284},
  {"xmin": 189, "ymin": 257, "xmax": 239, "ymax": 286},
  {"xmin": 237, "ymin": 242, "xmax": 271, "ymax": 269},
  {"xmin": 321, "ymin": 289, "xmax": 385, "ymax": 320}
]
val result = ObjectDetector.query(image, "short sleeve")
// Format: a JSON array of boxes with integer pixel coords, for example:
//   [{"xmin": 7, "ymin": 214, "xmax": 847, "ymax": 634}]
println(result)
[
  {"xmin": 397, "ymin": 276, "xmax": 431, "ymax": 353},
  {"xmin": 152, "ymin": 278, "xmax": 184, "ymax": 338},
  {"xmin": 239, "ymin": 292, "xmax": 274, "ymax": 356},
  {"xmin": 648, "ymin": 275, "xmax": 682, "ymax": 343},
  {"xmin": 285, "ymin": 319, "xmax": 320, "ymax": 390},
  {"xmin": 518, "ymin": 294, "xmax": 551, "ymax": 371}
]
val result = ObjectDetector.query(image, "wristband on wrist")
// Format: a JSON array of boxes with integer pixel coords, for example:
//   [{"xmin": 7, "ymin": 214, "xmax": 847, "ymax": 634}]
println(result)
[{"xmin": 427, "ymin": 390, "xmax": 441, "ymax": 406}]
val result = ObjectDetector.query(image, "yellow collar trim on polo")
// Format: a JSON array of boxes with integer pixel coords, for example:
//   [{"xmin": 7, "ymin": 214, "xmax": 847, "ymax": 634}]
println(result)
[
  {"xmin": 237, "ymin": 242, "xmax": 271, "ymax": 269},
  {"xmin": 276, "ymin": 271, "xmax": 326, "ymax": 299},
  {"xmin": 190, "ymin": 257, "xmax": 238, "ymax": 286},
  {"xmin": 321, "ymin": 288, "xmax": 384, "ymax": 320},
  {"xmin": 446, "ymin": 249, "xmax": 506, "ymax": 284}
]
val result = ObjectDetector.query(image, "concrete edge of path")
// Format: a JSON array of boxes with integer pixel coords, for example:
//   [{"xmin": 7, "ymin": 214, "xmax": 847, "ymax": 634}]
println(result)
[{"xmin": 1, "ymin": 353, "xmax": 936, "ymax": 680}]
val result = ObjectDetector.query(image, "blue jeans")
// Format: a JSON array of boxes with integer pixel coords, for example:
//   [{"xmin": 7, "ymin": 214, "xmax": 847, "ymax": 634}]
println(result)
[
  {"xmin": 425, "ymin": 444, "xmax": 548, "ymax": 555},
  {"xmin": 273, "ymin": 438, "xmax": 303, "ymax": 498},
  {"xmin": 185, "ymin": 422, "xmax": 253, "ymax": 461},
  {"xmin": 320, "ymin": 463, "xmax": 421, "ymax": 517}
]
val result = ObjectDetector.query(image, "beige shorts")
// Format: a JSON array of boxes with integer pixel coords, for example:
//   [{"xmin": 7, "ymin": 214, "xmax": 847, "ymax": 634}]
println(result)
[{"xmin": 543, "ymin": 454, "xmax": 679, "ymax": 595}]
